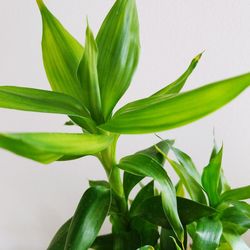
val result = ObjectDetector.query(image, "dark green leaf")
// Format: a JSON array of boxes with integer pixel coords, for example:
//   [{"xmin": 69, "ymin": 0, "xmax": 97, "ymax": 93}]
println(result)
[
  {"xmin": 118, "ymin": 142, "xmax": 184, "ymax": 242},
  {"xmin": 65, "ymin": 186, "xmax": 111, "ymax": 250},
  {"xmin": 130, "ymin": 181, "xmax": 154, "ymax": 216},
  {"xmin": 112, "ymin": 231, "xmax": 141, "ymax": 250},
  {"xmin": 160, "ymin": 228, "xmax": 183, "ymax": 250},
  {"xmin": 77, "ymin": 25, "xmax": 103, "ymax": 122},
  {"xmin": 101, "ymin": 73, "xmax": 250, "ymax": 133},
  {"xmin": 91, "ymin": 234, "xmax": 114, "ymax": 250},
  {"xmin": 202, "ymin": 146, "xmax": 223, "ymax": 206},
  {"xmin": 96, "ymin": 0, "xmax": 140, "ymax": 119},
  {"xmin": 37, "ymin": 0, "xmax": 85, "ymax": 102},
  {"xmin": 47, "ymin": 219, "xmax": 71, "ymax": 250},
  {"xmin": 152, "ymin": 52, "xmax": 203, "ymax": 96},
  {"xmin": 192, "ymin": 218, "xmax": 222, "ymax": 250},
  {"xmin": 131, "ymin": 196, "xmax": 216, "ymax": 229},
  {"xmin": 221, "ymin": 185, "xmax": 250, "ymax": 202}
]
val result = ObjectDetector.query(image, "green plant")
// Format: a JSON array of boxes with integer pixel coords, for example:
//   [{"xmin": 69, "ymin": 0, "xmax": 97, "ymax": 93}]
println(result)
[{"xmin": 0, "ymin": 0, "xmax": 249, "ymax": 249}]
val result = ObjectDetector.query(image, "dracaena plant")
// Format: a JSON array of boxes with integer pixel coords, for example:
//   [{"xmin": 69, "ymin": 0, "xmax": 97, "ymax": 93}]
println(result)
[{"xmin": 0, "ymin": 0, "xmax": 249, "ymax": 249}]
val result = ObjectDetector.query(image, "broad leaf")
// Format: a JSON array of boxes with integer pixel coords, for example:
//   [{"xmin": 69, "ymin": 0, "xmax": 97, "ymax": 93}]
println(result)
[
  {"xmin": 47, "ymin": 219, "xmax": 71, "ymax": 250},
  {"xmin": 0, "ymin": 133, "xmax": 113, "ymax": 157},
  {"xmin": 91, "ymin": 234, "xmax": 114, "ymax": 250},
  {"xmin": 37, "ymin": 0, "xmax": 85, "ymax": 102},
  {"xmin": 77, "ymin": 25, "xmax": 103, "ymax": 123},
  {"xmin": 65, "ymin": 186, "xmax": 111, "ymax": 250},
  {"xmin": 221, "ymin": 185, "xmax": 250, "ymax": 202},
  {"xmin": 192, "ymin": 218, "xmax": 223, "ymax": 250},
  {"xmin": 202, "ymin": 146, "xmax": 223, "ymax": 206},
  {"xmin": 96, "ymin": 0, "xmax": 140, "ymax": 119},
  {"xmin": 118, "ymin": 142, "xmax": 184, "ymax": 242},
  {"xmin": 0, "ymin": 86, "xmax": 89, "ymax": 117},
  {"xmin": 152, "ymin": 52, "xmax": 203, "ymax": 96},
  {"xmin": 131, "ymin": 196, "xmax": 216, "ymax": 229},
  {"xmin": 101, "ymin": 73, "xmax": 250, "ymax": 133}
]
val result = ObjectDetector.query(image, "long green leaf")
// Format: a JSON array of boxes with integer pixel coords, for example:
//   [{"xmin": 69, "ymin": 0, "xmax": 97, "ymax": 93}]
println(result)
[
  {"xmin": 202, "ymin": 146, "xmax": 223, "ymax": 206},
  {"xmin": 118, "ymin": 143, "xmax": 184, "ymax": 242},
  {"xmin": 77, "ymin": 25, "xmax": 103, "ymax": 122},
  {"xmin": 157, "ymin": 146, "xmax": 206, "ymax": 204},
  {"xmin": 96, "ymin": 0, "xmax": 140, "ymax": 119},
  {"xmin": 101, "ymin": 73, "xmax": 250, "ymax": 133},
  {"xmin": 223, "ymin": 231, "xmax": 250, "ymax": 250},
  {"xmin": 0, "ymin": 86, "xmax": 89, "ymax": 117},
  {"xmin": 0, "ymin": 133, "xmax": 113, "ymax": 156},
  {"xmin": 65, "ymin": 186, "xmax": 111, "ymax": 250},
  {"xmin": 0, "ymin": 134, "xmax": 61, "ymax": 164},
  {"xmin": 37, "ymin": 0, "xmax": 85, "ymax": 102},
  {"xmin": 152, "ymin": 52, "xmax": 203, "ymax": 96},
  {"xmin": 47, "ymin": 219, "xmax": 71, "ymax": 250},
  {"xmin": 221, "ymin": 185, "xmax": 250, "ymax": 202},
  {"xmin": 192, "ymin": 218, "xmax": 223, "ymax": 250}
]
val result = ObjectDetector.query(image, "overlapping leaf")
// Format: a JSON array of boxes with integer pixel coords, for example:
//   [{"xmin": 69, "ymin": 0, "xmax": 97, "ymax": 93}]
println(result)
[
  {"xmin": 220, "ymin": 185, "xmax": 250, "ymax": 202},
  {"xmin": 37, "ymin": 0, "xmax": 84, "ymax": 102},
  {"xmin": 96, "ymin": 0, "xmax": 140, "ymax": 119},
  {"xmin": 64, "ymin": 185, "xmax": 111, "ymax": 250},
  {"xmin": 101, "ymin": 73, "xmax": 250, "ymax": 133}
]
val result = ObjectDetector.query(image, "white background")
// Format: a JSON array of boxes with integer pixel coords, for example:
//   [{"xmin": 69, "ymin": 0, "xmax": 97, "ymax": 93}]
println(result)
[{"xmin": 0, "ymin": 0, "xmax": 250, "ymax": 249}]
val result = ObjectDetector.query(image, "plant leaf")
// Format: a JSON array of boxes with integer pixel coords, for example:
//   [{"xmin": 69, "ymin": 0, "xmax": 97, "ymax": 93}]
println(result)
[
  {"xmin": 37, "ymin": 0, "xmax": 85, "ymax": 102},
  {"xmin": 77, "ymin": 25, "xmax": 103, "ymax": 122},
  {"xmin": 123, "ymin": 140, "xmax": 173, "ymax": 200},
  {"xmin": 96, "ymin": 0, "xmax": 140, "ymax": 119},
  {"xmin": 101, "ymin": 73, "xmax": 250, "ymax": 133},
  {"xmin": 47, "ymin": 218, "xmax": 71, "ymax": 250},
  {"xmin": 64, "ymin": 185, "xmax": 111, "ymax": 250},
  {"xmin": 192, "ymin": 218, "xmax": 223, "ymax": 250},
  {"xmin": 118, "ymin": 143, "xmax": 184, "ymax": 242},
  {"xmin": 220, "ymin": 185, "xmax": 250, "ymax": 202},
  {"xmin": 137, "ymin": 246, "xmax": 154, "ymax": 250},
  {"xmin": 152, "ymin": 52, "xmax": 203, "ymax": 96},
  {"xmin": 0, "ymin": 134, "xmax": 61, "ymax": 164},
  {"xmin": 157, "ymin": 146, "xmax": 206, "ymax": 204},
  {"xmin": 91, "ymin": 234, "xmax": 114, "ymax": 250},
  {"xmin": 0, "ymin": 133, "xmax": 113, "ymax": 156},
  {"xmin": 131, "ymin": 196, "xmax": 216, "ymax": 229},
  {"xmin": 202, "ymin": 146, "xmax": 223, "ymax": 206},
  {"xmin": 0, "ymin": 86, "xmax": 89, "ymax": 117}
]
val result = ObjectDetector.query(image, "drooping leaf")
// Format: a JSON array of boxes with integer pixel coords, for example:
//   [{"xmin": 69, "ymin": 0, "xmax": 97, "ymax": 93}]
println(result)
[
  {"xmin": 101, "ymin": 73, "xmax": 250, "ymax": 133},
  {"xmin": 123, "ymin": 140, "xmax": 173, "ymax": 200},
  {"xmin": 47, "ymin": 218, "xmax": 71, "ymax": 250},
  {"xmin": 192, "ymin": 218, "xmax": 223, "ymax": 250},
  {"xmin": 152, "ymin": 52, "xmax": 203, "ymax": 96},
  {"xmin": 0, "ymin": 133, "xmax": 113, "ymax": 157},
  {"xmin": 96, "ymin": 0, "xmax": 140, "ymax": 119},
  {"xmin": 64, "ymin": 185, "xmax": 111, "ymax": 250},
  {"xmin": 37, "ymin": 0, "xmax": 85, "ymax": 102},
  {"xmin": 202, "ymin": 146, "xmax": 223, "ymax": 206},
  {"xmin": 77, "ymin": 24, "xmax": 103, "ymax": 123},
  {"xmin": 118, "ymin": 142, "xmax": 184, "ymax": 242},
  {"xmin": 131, "ymin": 196, "xmax": 216, "ymax": 229},
  {"xmin": 0, "ymin": 86, "xmax": 89, "ymax": 117},
  {"xmin": 157, "ymin": 146, "xmax": 206, "ymax": 204},
  {"xmin": 220, "ymin": 185, "xmax": 250, "ymax": 202}
]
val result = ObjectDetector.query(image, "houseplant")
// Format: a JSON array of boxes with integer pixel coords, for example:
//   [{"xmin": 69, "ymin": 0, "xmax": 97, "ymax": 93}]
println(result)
[{"xmin": 0, "ymin": 0, "xmax": 249, "ymax": 249}]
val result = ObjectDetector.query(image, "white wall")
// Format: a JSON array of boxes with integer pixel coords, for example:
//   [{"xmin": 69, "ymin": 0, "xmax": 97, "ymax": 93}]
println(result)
[{"xmin": 0, "ymin": 0, "xmax": 249, "ymax": 249}]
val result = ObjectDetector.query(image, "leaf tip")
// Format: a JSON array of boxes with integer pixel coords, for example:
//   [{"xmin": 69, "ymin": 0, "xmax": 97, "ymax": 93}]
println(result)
[{"xmin": 194, "ymin": 50, "xmax": 205, "ymax": 62}]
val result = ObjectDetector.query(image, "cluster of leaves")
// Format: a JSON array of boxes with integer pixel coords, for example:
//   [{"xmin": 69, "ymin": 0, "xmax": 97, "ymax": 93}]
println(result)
[{"xmin": 0, "ymin": 0, "xmax": 249, "ymax": 249}]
